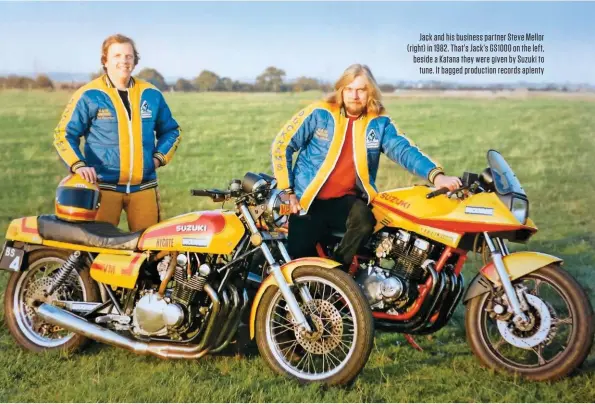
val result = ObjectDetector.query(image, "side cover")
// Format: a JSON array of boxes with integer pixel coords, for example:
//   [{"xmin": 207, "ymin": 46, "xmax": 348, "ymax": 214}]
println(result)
[{"xmin": 90, "ymin": 252, "xmax": 147, "ymax": 289}]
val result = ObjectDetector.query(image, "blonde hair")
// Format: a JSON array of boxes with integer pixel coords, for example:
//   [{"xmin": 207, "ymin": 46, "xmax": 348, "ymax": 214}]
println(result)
[
  {"xmin": 325, "ymin": 64, "xmax": 385, "ymax": 115},
  {"xmin": 101, "ymin": 34, "xmax": 140, "ymax": 72}
]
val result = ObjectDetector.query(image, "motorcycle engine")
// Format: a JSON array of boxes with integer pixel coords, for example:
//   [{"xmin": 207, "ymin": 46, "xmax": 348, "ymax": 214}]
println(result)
[
  {"xmin": 355, "ymin": 230, "xmax": 434, "ymax": 310},
  {"xmin": 132, "ymin": 254, "xmax": 210, "ymax": 337},
  {"xmin": 376, "ymin": 230, "xmax": 432, "ymax": 282},
  {"xmin": 132, "ymin": 291, "xmax": 185, "ymax": 336}
]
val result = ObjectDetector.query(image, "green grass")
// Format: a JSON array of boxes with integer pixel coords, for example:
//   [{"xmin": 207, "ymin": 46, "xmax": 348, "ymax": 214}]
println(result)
[{"xmin": 0, "ymin": 90, "xmax": 594, "ymax": 402}]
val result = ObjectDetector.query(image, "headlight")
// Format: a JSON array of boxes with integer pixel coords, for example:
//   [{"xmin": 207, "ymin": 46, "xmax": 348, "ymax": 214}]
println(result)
[
  {"xmin": 263, "ymin": 189, "xmax": 290, "ymax": 227},
  {"xmin": 242, "ymin": 172, "xmax": 268, "ymax": 194},
  {"xmin": 511, "ymin": 197, "xmax": 528, "ymax": 224}
]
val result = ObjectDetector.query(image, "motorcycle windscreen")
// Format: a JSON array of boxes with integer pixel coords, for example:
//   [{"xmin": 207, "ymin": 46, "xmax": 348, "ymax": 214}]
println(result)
[{"xmin": 487, "ymin": 150, "xmax": 526, "ymax": 196}]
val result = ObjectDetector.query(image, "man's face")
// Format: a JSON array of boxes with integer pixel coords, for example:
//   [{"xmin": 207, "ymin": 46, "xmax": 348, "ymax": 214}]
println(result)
[
  {"xmin": 104, "ymin": 42, "xmax": 135, "ymax": 81},
  {"xmin": 342, "ymin": 75, "xmax": 369, "ymax": 116}
]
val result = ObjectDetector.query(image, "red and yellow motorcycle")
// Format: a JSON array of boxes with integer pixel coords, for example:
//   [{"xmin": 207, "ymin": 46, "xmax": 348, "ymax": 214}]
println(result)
[
  {"xmin": 1, "ymin": 172, "xmax": 374, "ymax": 385},
  {"xmin": 314, "ymin": 150, "xmax": 594, "ymax": 380}
]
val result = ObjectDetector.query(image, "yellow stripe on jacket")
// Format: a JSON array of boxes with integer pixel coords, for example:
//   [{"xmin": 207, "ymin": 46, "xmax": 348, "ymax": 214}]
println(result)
[
  {"xmin": 53, "ymin": 87, "xmax": 87, "ymax": 168},
  {"xmin": 354, "ymin": 115, "xmax": 378, "ymax": 204},
  {"xmin": 109, "ymin": 87, "xmax": 132, "ymax": 185},
  {"xmin": 129, "ymin": 85, "xmax": 145, "ymax": 185},
  {"xmin": 271, "ymin": 102, "xmax": 321, "ymax": 190},
  {"xmin": 298, "ymin": 104, "xmax": 346, "ymax": 211},
  {"xmin": 163, "ymin": 127, "xmax": 182, "ymax": 164}
]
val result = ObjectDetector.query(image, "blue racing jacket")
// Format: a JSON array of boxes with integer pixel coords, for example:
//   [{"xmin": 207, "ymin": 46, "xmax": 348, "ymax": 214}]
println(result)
[
  {"xmin": 271, "ymin": 101, "xmax": 443, "ymax": 212},
  {"xmin": 54, "ymin": 75, "xmax": 181, "ymax": 193}
]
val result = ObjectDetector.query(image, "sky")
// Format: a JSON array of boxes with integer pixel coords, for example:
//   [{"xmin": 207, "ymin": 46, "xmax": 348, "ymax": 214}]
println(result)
[{"xmin": 1, "ymin": 1, "xmax": 594, "ymax": 84}]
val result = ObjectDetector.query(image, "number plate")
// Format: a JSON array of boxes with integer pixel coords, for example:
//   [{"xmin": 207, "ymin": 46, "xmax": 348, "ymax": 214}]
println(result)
[
  {"xmin": 279, "ymin": 203, "xmax": 292, "ymax": 216},
  {"xmin": 0, "ymin": 242, "xmax": 25, "ymax": 272}
]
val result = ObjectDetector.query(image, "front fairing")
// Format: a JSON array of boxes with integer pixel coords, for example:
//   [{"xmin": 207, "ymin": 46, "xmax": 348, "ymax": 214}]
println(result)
[{"xmin": 487, "ymin": 150, "xmax": 529, "ymax": 216}]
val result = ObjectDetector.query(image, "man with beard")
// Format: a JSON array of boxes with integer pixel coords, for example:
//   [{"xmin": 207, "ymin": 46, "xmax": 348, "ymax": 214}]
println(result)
[
  {"xmin": 53, "ymin": 34, "xmax": 181, "ymax": 231},
  {"xmin": 271, "ymin": 64, "xmax": 461, "ymax": 268}
]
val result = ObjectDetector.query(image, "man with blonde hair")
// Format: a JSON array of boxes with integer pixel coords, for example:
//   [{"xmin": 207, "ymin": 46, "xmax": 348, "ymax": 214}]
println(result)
[
  {"xmin": 54, "ymin": 34, "xmax": 181, "ymax": 231},
  {"xmin": 271, "ymin": 64, "xmax": 461, "ymax": 268}
]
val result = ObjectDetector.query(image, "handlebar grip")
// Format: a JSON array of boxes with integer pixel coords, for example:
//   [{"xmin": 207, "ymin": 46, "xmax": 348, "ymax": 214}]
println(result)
[
  {"xmin": 426, "ymin": 187, "xmax": 449, "ymax": 199},
  {"xmin": 190, "ymin": 189, "xmax": 212, "ymax": 197}
]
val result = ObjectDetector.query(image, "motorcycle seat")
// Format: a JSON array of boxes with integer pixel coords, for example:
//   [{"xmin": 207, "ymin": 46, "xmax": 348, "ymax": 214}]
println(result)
[{"xmin": 37, "ymin": 215, "xmax": 141, "ymax": 251}]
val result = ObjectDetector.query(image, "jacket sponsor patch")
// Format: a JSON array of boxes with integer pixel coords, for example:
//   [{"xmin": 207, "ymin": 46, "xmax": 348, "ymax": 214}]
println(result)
[
  {"xmin": 465, "ymin": 206, "xmax": 494, "ymax": 216},
  {"xmin": 366, "ymin": 129, "xmax": 380, "ymax": 149},
  {"xmin": 141, "ymin": 100, "xmax": 152, "ymax": 119},
  {"xmin": 314, "ymin": 128, "xmax": 329, "ymax": 141},
  {"xmin": 97, "ymin": 108, "xmax": 114, "ymax": 119}
]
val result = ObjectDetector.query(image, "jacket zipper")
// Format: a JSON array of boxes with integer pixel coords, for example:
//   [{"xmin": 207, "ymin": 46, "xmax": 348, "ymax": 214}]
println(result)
[
  {"xmin": 352, "ymin": 119, "xmax": 370, "ymax": 204},
  {"xmin": 116, "ymin": 89, "xmax": 134, "ymax": 194}
]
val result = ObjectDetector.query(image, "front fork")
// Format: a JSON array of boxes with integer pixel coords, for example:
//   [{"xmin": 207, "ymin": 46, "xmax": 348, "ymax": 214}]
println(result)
[
  {"xmin": 276, "ymin": 241, "xmax": 315, "ymax": 307},
  {"xmin": 483, "ymin": 232, "xmax": 529, "ymax": 325},
  {"xmin": 239, "ymin": 204, "xmax": 313, "ymax": 333}
]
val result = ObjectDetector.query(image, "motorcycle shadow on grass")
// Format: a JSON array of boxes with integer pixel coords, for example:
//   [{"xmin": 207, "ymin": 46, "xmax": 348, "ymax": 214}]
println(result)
[
  {"xmin": 369, "ymin": 339, "xmax": 594, "ymax": 386},
  {"xmin": 370, "ymin": 310, "xmax": 594, "ymax": 382}
]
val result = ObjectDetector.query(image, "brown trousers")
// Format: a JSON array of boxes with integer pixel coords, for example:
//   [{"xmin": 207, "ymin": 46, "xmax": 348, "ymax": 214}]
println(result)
[{"xmin": 95, "ymin": 188, "xmax": 160, "ymax": 232}]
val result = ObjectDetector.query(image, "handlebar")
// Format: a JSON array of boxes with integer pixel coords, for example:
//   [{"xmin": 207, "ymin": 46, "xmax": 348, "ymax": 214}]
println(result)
[
  {"xmin": 190, "ymin": 172, "xmax": 281, "ymax": 205},
  {"xmin": 190, "ymin": 189, "xmax": 230, "ymax": 202},
  {"xmin": 190, "ymin": 189, "xmax": 212, "ymax": 197},
  {"xmin": 426, "ymin": 187, "xmax": 450, "ymax": 199}
]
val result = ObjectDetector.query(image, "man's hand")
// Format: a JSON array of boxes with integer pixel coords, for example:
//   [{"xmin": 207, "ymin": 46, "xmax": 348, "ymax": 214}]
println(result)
[
  {"xmin": 75, "ymin": 167, "xmax": 97, "ymax": 184},
  {"xmin": 433, "ymin": 174, "xmax": 462, "ymax": 191},
  {"xmin": 153, "ymin": 157, "xmax": 161, "ymax": 169},
  {"xmin": 288, "ymin": 194, "xmax": 303, "ymax": 215}
]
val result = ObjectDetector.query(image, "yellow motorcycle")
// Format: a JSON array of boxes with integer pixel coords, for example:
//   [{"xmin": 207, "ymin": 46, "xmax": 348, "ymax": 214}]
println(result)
[
  {"xmin": 1, "ymin": 172, "xmax": 374, "ymax": 385},
  {"xmin": 314, "ymin": 150, "xmax": 593, "ymax": 381}
]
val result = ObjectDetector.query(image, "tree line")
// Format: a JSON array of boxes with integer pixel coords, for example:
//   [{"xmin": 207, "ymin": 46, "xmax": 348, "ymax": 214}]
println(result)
[
  {"xmin": 127, "ymin": 66, "xmax": 333, "ymax": 93},
  {"xmin": 0, "ymin": 66, "xmax": 336, "ymax": 92},
  {"xmin": 0, "ymin": 74, "xmax": 56, "ymax": 90},
  {"xmin": 2, "ymin": 68, "xmax": 590, "ymax": 93}
]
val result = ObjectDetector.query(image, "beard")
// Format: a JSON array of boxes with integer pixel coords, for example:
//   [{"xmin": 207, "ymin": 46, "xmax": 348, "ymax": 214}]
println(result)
[{"xmin": 344, "ymin": 101, "xmax": 366, "ymax": 116}]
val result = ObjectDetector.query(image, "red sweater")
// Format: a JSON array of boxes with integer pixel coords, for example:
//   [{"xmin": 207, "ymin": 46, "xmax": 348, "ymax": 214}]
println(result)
[{"xmin": 317, "ymin": 117, "xmax": 357, "ymax": 200}]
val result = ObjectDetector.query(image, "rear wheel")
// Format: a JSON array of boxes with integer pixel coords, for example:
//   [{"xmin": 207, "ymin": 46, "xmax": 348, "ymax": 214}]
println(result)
[
  {"xmin": 4, "ymin": 249, "xmax": 100, "ymax": 353},
  {"xmin": 255, "ymin": 266, "xmax": 374, "ymax": 385},
  {"xmin": 466, "ymin": 264, "xmax": 594, "ymax": 380}
]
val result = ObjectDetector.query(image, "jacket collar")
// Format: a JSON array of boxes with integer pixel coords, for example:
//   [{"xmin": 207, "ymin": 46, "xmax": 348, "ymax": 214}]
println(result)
[{"xmin": 103, "ymin": 74, "xmax": 135, "ymax": 89}]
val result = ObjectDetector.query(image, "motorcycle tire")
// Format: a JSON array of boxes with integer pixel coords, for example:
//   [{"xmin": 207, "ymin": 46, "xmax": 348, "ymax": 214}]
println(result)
[
  {"xmin": 466, "ymin": 264, "xmax": 594, "ymax": 381},
  {"xmin": 4, "ymin": 249, "xmax": 100, "ymax": 353},
  {"xmin": 255, "ymin": 265, "xmax": 374, "ymax": 385}
]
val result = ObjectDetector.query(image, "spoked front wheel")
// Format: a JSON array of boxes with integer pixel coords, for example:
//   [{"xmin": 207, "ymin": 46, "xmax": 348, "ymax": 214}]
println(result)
[
  {"xmin": 255, "ymin": 266, "xmax": 374, "ymax": 385},
  {"xmin": 466, "ymin": 264, "xmax": 594, "ymax": 380}
]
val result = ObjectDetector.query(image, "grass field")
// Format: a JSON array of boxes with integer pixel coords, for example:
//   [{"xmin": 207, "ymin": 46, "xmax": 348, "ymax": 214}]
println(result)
[{"xmin": 0, "ymin": 90, "xmax": 594, "ymax": 402}]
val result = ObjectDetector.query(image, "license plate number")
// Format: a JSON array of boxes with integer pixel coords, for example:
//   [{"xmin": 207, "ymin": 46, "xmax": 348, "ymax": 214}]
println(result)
[{"xmin": 0, "ymin": 243, "xmax": 25, "ymax": 271}]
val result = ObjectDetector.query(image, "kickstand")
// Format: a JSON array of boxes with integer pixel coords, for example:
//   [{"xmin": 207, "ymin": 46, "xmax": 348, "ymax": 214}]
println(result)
[{"xmin": 404, "ymin": 334, "xmax": 423, "ymax": 351}]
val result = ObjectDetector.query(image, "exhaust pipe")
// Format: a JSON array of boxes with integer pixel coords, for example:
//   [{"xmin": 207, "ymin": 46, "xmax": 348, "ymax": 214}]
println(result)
[
  {"xmin": 36, "ymin": 284, "xmax": 221, "ymax": 360},
  {"xmin": 211, "ymin": 288, "xmax": 249, "ymax": 353}
]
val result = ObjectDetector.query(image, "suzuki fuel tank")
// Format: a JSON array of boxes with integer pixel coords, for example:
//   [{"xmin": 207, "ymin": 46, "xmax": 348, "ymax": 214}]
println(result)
[{"xmin": 137, "ymin": 210, "xmax": 244, "ymax": 254}]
